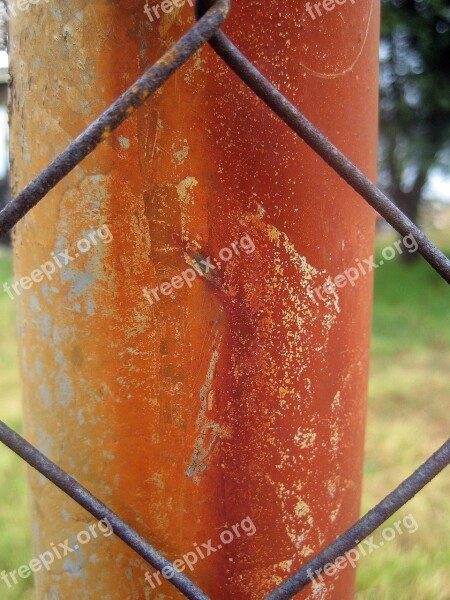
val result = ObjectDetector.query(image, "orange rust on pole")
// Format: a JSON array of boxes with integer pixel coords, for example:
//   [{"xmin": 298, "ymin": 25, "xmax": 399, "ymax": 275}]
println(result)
[{"xmin": 10, "ymin": 0, "xmax": 379, "ymax": 598}]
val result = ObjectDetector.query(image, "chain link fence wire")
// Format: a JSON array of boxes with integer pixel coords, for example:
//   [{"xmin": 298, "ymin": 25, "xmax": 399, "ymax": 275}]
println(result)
[{"xmin": 0, "ymin": 0, "xmax": 448, "ymax": 598}]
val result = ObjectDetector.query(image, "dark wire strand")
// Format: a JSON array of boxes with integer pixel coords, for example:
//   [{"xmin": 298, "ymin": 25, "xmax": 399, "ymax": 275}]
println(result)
[
  {"xmin": 0, "ymin": 0, "xmax": 230, "ymax": 239},
  {"xmin": 265, "ymin": 437, "xmax": 450, "ymax": 599},
  {"xmin": 0, "ymin": 420, "xmax": 210, "ymax": 600},
  {"xmin": 193, "ymin": 3, "xmax": 450, "ymax": 284}
]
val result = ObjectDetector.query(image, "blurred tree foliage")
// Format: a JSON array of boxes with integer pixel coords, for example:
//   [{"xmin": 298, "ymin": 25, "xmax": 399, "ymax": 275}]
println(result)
[{"xmin": 379, "ymin": 0, "xmax": 450, "ymax": 227}]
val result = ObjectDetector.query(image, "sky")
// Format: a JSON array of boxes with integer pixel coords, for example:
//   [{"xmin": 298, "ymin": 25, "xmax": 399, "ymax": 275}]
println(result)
[{"xmin": 427, "ymin": 171, "xmax": 450, "ymax": 204}]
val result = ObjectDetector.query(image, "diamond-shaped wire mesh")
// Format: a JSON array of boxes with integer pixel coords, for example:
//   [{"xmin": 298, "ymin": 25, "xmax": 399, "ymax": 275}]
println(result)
[{"xmin": 0, "ymin": 1, "xmax": 448, "ymax": 598}]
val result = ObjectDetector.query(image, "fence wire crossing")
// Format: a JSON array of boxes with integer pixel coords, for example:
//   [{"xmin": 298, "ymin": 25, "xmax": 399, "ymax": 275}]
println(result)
[{"xmin": 0, "ymin": 0, "xmax": 449, "ymax": 598}]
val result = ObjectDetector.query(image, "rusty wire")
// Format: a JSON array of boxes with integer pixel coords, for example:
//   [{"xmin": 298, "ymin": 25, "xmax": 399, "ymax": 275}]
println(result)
[{"xmin": 0, "ymin": 0, "xmax": 449, "ymax": 598}]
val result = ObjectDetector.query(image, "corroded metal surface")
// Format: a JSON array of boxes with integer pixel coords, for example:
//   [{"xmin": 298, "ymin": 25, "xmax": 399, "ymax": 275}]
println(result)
[
  {"xmin": 10, "ymin": 0, "xmax": 379, "ymax": 596},
  {"xmin": 265, "ymin": 437, "xmax": 450, "ymax": 599}
]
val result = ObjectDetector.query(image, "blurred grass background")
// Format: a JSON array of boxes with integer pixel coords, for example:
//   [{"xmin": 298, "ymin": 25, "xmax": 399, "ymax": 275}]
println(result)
[
  {"xmin": 0, "ymin": 230, "xmax": 448, "ymax": 600},
  {"xmin": 357, "ymin": 229, "xmax": 450, "ymax": 600},
  {"xmin": 0, "ymin": 249, "xmax": 34, "ymax": 600}
]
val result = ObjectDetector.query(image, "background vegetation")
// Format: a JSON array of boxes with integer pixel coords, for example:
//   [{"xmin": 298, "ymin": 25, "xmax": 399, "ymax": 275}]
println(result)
[{"xmin": 379, "ymin": 0, "xmax": 450, "ymax": 226}]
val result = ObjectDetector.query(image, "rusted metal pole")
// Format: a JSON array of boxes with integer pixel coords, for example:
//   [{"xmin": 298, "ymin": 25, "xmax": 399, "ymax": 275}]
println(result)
[{"xmin": 10, "ymin": 0, "xmax": 379, "ymax": 598}]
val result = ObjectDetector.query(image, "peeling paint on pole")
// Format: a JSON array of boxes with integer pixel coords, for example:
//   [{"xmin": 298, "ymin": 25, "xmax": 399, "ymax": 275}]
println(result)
[{"xmin": 10, "ymin": 0, "xmax": 379, "ymax": 598}]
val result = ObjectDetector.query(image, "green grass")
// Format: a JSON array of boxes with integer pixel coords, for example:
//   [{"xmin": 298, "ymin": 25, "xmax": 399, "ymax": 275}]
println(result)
[
  {"xmin": 0, "ymin": 249, "xmax": 34, "ymax": 600},
  {"xmin": 0, "ymin": 232, "xmax": 448, "ymax": 599},
  {"xmin": 357, "ymin": 231, "xmax": 450, "ymax": 600}
]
